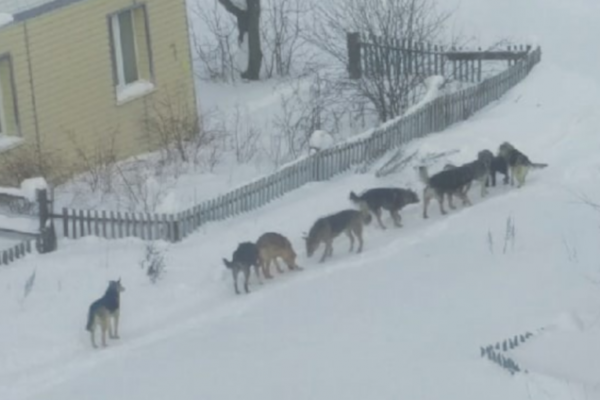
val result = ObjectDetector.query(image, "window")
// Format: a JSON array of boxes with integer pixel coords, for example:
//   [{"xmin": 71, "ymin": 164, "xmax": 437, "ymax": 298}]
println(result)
[
  {"xmin": 0, "ymin": 55, "xmax": 20, "ymax": 139},
  {"xmin": 109, "ymin": 6, "xmax": 154, "ymax": 104}
]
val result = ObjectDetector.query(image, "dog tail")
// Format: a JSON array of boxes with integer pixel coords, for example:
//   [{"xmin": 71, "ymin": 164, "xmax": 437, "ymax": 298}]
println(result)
[
  {"xmin": 85, "ymin": 306, "xmax": 94, "ymax": 331},
  {"xmin": 349, "ymin": 191, "xmax": 361, "ymax": 203},
  {"xmin": 362, "ymin": 212, "xmax": 372, "ymax": 225},
  {"xmin": 530, "ymin": 162, "xmax": 548, "ymax": 169},
  {"xmin": 222, "ymin": 258, "xmax": 234, "ymax": 269}
]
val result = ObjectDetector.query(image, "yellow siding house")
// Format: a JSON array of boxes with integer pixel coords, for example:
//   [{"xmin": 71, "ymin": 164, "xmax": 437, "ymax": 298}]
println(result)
[{"xmin": 0, "ymin": 0, "xmax": 198, "ymax": 183}]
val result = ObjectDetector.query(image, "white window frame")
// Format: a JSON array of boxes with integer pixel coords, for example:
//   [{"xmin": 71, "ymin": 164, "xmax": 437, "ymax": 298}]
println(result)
[{"xmin": 110, "ymin": 8, "xmax": 154, "ymax": 104}]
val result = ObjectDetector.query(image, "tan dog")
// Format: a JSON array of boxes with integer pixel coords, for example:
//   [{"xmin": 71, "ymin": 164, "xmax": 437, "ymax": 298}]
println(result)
[{"xmin": 256, "ymin": 232, "xmax": 302, "ymax": 278}]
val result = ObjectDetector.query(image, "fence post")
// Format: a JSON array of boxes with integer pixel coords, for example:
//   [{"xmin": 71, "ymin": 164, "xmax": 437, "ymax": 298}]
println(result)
[
  {"xmin": 36, "ymin": 189, "xmax": 57, "ymax": 254},
  {"xmin": 347, "ymin": 32, "xmax": 362, "ymax": 79},
  {"xmin": 173, "ymin": 214, "xmax": 181, "ymax": 243}
]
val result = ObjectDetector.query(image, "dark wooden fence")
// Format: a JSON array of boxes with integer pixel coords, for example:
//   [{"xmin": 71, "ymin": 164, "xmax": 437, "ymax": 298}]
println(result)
[
  {"xmin": 54, "ymin": 46, "xmax": 542, "ymax": 244},
  {"xmin": 347, "ymin": 32, "xmax": 531, "ymax": 82}
]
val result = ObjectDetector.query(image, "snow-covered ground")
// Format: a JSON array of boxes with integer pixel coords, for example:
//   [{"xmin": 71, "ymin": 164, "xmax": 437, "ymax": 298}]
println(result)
[{"xmin": 2, "ymin": 0, "xmax": 600, "ymax": 399}]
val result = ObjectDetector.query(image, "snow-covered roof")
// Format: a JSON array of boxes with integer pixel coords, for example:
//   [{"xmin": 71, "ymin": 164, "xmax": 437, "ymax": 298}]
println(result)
[
  {"xmin": 0, "ymin": 0, "xmax": 52, "ymax": 16},
  {"xmin": 0, "ymin": 0, "xmax": 90, "ymax": 30}
]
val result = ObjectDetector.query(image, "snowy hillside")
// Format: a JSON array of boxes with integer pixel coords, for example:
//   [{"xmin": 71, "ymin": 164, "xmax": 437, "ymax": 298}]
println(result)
[{"xmin": 2, "ymin": 0, "xmax": 600, "ymax": 399}]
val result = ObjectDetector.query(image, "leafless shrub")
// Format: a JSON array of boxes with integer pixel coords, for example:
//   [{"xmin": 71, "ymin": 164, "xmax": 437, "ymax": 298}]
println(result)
[
  {"xmin": 226, "ymin": 104, "xmax": 261, "ymax": 164},
  {"xmin": 306, "ymin": 0, "xmax": 455, "ymax": 122},
  {"xmin": 145, "ymin": 88, "xmax": 203, "ymax": 164},
  {"xmin": 190, "ymin": 0, "xmax": 239, "ymax": 82},
  {"xmin": 0, "ymin": 143, "xmax": 66, "ymax": 187},
  {"xmin": 261, "ymin": 0, "xmax": 311, "ymax": 78},
  {"xmin": 114, "ymin": 160, "xmax": 171, "ymax": 213},
  {"xmin": 487, "ymin": 229, "xmax": 494, "ymax": 255},
  {"xmin": 503, "ymin": 215, "xmax": 516, "ymax": 254},
  {"xmin": 140, "ymin": 242, "xmax": 167, "ymax": 284},
  {"xmin": 267, "ymin": 71, "xmax": 366, "ymax": 166},
  {"xmin": 67, "ymin": 128, "xmax": 118, "ymax": 195},
  {"xmin": 562, "ymin": 235, "xmax": 578, "ymax": 264}
]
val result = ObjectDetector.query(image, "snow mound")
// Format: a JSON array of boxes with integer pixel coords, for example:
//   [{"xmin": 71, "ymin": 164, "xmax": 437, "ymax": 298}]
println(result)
[
  {"xmin": 0, "ymin": 13, "xmax": 13, "ymax": 28},
  {"xmin": 20, "ymin": 177, "xmax": 48, "ymax": 202},
  {"xmin": 0, "ymin": 177, "xmax": 48, "ymax": 202},
  {"xmin": 309, "ymin": 130, "xmax": 335, "ymax": 153}
]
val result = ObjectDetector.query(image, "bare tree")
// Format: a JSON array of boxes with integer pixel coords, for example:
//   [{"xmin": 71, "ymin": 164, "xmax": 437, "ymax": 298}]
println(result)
[
  {"xmin": 260, "ymin": 0, "xmax": 309, "ymax": 78},
  {"xmin": 190, "ymin": 0, "xmax": 238, "ymax": 82},
  {"xmin": 307, "ymin": 0, "xmax": 454, "ymax": 122},
  {"xmin": 218, "ymin": 0, "xmax": 263, "ymax": 80}
]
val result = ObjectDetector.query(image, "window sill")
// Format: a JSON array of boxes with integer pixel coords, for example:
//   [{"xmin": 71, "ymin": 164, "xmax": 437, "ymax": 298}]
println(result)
[
  {"xmin": 116, "ymin": 80, "xmax": 155, "ymax": 106},
  {"xmin": 0, "ymin": 135, "xmax": 24, "ymax": 154}
]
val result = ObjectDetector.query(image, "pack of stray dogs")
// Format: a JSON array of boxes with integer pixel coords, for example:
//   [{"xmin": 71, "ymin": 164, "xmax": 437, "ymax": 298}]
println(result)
[{"xmin": 86, "ymin": 142, "xmax": 547, "ymax": 348}]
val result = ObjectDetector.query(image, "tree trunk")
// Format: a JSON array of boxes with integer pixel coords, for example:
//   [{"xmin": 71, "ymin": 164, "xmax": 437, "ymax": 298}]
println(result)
[
  {"xmin": 242, "ymin": 0, "xmax": 262, "ymax": 80},
  {"xmin": 217, "ymin": 0, "xmax": 263, "ymax": 81}
]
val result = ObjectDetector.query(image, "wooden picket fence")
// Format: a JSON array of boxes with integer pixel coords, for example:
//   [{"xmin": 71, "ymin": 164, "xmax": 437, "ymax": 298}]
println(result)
[
  {"xmin": 56, "ymin": 46, "xmax": 542, "ymax": 243},
  {"xmin": 0, "ymin": 237, "xmax": 44, "ymax": 266},
  {"xmin": 347, "ymin": 32, "xmax": 531, "ymax": 82},
  {"xmin": 0, "ymin": 188, "xmax": 58, "ymax": 267}
]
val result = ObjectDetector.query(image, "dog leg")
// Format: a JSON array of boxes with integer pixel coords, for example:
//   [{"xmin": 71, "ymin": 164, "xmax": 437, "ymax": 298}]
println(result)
[
  {"xmin": 232, "ymin": 269, "xmax": 240, "ymax": 295},
  {"xmin": 113, "ymin": 311, "xmax": 120, "ymax": 339},
  {"xmin": 100, "ymin": 319, "xmax": 108, "ymax": 347},
  {"xmin": 90, "ymin": 325, "xmax": 98, "ymax": 349},
  {"xmin": 243, "ymin": 266, "xmax": 250, "ymax": 294},
  {"xmin": 437, "ymin": 194, "xmax": 447, "ymax": 215},
  {"xmin": 273, "ymin": 258, "xmax": 284, "ymax": 274},
  {"xmin": 391, "ymin": 210, "xmax": 402, "ymax": 227},
  {"xmin": 422, "ymin": 188, "xmax": 430, "ymax": 219},
  {"xmin": 346, "ymin": 230, "xmax": 355, "ymax": 252},
  {"xmin": 517, "ymin": 166, "xmax": 529, "ymax": 188},
  {"xmin": 480, "ymin": 178, "xmax": 488, "ymax": 197},
  {"xmin": 374, "ymin": 209, "xmax": 386, "ymax": 230},
  {"xmin": 461, "ymin": 192, "xmax": 472, "ymax": 206},
  {"xmin": 355, "ymin": 225, "xmax": 364, "ymax": 253},
  {"xmin": 254, "ymin": 263, "xmax": 263, "ymax": 284},
  {"xmin": 320, "ymin": 240, "xmax": 330, "ymax": 263},
  {"xmin": 108, "ymin": 316, "xmax": 115, "ymax": 339},
  {"xmin": 262, "ymin": 258, "xmax": 273, "ymax": 279},
  {"xmin": 509, "ymin": 166, "xmax": 515, "ymax": 186},
  {"xmin": 447, "ymin": 193, "xmax": 456, "ymax": 210}
]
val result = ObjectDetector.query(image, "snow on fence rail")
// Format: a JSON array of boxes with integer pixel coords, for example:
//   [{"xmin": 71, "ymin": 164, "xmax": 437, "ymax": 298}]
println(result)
[{"xmin": 56, "ymin": 46, "xmax": 542, "ymax": 243}]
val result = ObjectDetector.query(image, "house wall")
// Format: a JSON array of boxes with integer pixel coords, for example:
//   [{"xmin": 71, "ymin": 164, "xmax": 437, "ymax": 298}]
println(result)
[
  {"xmin": 0, "ymin": 0, "xmax": 197, "ymax": 181},
  {"xmin": 0, "ymin": 24, "xmax": 34, "ymax": 141}
]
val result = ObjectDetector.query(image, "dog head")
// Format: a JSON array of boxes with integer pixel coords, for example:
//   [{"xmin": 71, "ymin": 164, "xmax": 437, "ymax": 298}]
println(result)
[
  {"xmin": 108, "ymin": 278, "xmax": 125, "ymax": 293},
  {"xmin": 417, "ymin": 165, "xmax": 430, "ymax": 184},
  {"xmin": 302, "ymin": 231, "xmax": 318, "ymax": 258},
  {"xmin": 477, "ymin": 149, "xmax": 494, "ymax": 168},
  {"xmin": 405, "ymin": 189, "xmax": 420, "ymax": 205},
  {"xmin": 498, "ymin": 142, "xmax": 514, "ymax": 158}
]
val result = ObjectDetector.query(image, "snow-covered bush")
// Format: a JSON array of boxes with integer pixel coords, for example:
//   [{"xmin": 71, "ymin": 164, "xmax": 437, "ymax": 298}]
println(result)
[{"xmin": 140, "ymin": 242, "xmax": 167, "ymax": 284}]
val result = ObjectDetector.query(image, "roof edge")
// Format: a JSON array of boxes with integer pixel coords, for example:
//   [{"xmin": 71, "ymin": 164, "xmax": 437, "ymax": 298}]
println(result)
[{"xmin": 12, "ymin": 0, "xmax": 87, "ymax": 23}]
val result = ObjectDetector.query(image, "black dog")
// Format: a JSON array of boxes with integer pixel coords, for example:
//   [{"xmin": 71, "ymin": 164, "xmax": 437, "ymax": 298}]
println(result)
[
  {"xmin": 223, "ymin": 242, "xmax": 261, "ymax": 294},
  {"xmin": 349, "ymin": 188, "xmax": 419, "ymax": 229}
]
